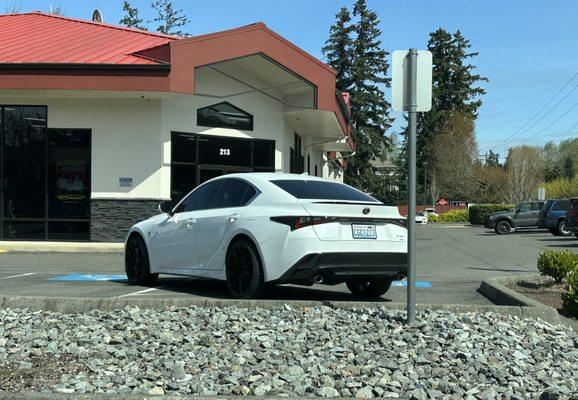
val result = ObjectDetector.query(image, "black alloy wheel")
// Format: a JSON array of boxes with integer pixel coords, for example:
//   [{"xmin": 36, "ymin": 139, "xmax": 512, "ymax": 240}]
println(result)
[
  {"xmin": 346, "ymin": 278, "xmax": 393, "ymax": 298},
  {"xmin": 125, "ymin": 235, "xmax": 158, "ymax": 285},
  {"xmin": 495, "ymin": 220, "xmax": 512, "ymax": 235},
  {"xmin": 226, "ymin": 239, "xmax": 264, "ymax": 299}
]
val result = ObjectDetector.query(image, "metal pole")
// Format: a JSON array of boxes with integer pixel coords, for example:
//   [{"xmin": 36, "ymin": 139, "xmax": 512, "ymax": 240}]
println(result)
[{"xmin": 406, "ymin": 49, "xmax": 418, "ymax": 325}]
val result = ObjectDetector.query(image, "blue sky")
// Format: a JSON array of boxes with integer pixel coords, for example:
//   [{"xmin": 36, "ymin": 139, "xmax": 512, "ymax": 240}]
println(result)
[{"xmin": 7, "ymin": 0, "xmax": 578, "ymax": 158}]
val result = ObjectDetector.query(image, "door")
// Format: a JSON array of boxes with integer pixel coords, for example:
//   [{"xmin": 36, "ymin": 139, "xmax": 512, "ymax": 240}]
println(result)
[
  {"xmin": 514, "ymin": 203, "xmax": 537, "ymax": 227},
  {"xmin": 195, "ymin": 178, "xmax": 257, "ymax": 270},
  {"xmin": 152, "ymin": 180, "xmax": 221, "ymax": 270}
]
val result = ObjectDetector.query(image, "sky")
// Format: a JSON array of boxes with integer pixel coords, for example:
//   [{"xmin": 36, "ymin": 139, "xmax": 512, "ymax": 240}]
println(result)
[{"xmin": 5, "ymin": 0, "xmax": 578, "ymax": 159}]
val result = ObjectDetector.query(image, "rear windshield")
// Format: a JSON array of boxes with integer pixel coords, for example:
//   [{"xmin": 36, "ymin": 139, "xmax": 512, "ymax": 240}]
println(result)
[{"xmin": 271, "ymin": 180, "xmax": 378, "ymax": 202}]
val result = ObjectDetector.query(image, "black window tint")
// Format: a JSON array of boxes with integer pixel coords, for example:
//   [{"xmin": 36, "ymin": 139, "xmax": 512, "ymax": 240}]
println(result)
[
  {"xmin": 271, "ymin": 180, "xmax": 378, "ymax": 202},
  {"xmin": 553, "ymin": 200, "xmax": 570, "ymax": 211},
  {"xmin": 197, "ymin": 102, "xmax": 253, "ymax": 131},
  {"xmin": 176, "ymin": 181, "xmax": 220, "ymax": 213},
  {"xmin": 172, "ymin": 133, "xmax": 196, "ymax": 163},
  {"xmin": 571, "ymin": 200, "xmax": 578, "ymax": 211},
  {"xmin": 171, "ymin": 164, "xmax": 196, "ymax": 204},
  {"xmin": 253, "ymin": 140, "xmax": 275, "ymax": 168},
  {"xmin": 212, "ymin": 179, "xmax": 257, "ymax": 208},
  {"xmin": 197, "ymin": 135, "xmax": 252, "ymax": 167}
]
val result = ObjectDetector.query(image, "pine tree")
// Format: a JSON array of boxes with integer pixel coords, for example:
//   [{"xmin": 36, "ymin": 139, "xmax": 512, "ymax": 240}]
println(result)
[
  {"xmin": 485, "ymin": 150, "xmax": 500, "ymax": 167},
  {"xmin": 151, "ymin": 0, "xmax": 189, "ymax": 36},
  {"xmin": 322, "ymin": 7, "xmax": 354, "ymax": 92},
  {"xmin": 344, "ymin": 0, "xmax": 393, "ymax": 199},
  {"xmin": 120, "ymin": 1, "xmax": 145, "ymax": 30}
]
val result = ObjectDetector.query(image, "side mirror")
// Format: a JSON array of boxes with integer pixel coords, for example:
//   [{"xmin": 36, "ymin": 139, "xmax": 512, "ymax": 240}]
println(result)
[{"xmin": 158, "ymin": 201, "xmax": 174, "ymax": 216}]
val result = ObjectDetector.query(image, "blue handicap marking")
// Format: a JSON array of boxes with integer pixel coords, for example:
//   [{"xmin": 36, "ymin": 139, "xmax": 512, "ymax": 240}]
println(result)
[
  {"xmin": 392, "ymin": 280, "xmax": 431, "ymax": 288},
  {"xmin": 49, "ymin": 273, "xmax": 127, "ymax": 282}
]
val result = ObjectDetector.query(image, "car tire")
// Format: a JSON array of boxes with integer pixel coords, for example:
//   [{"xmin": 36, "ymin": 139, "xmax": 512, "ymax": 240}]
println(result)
[
  {"xmin": 226, "ymin": 238, "xmax": 264, "ymax": 299},
  {"xmin": 549, "ymin": 228, "xmax": 560, "ymax": 236},
  {"xmin": 125, "ymin": 235, "xmax": 159, "ymax": 285},
  {"xmin": 557, "ymin": 221, "xmax": 572, "ymax": 236},
  {"xmin": 346, "ymin": 278, "xmax": 392, "ymax": 298},
  {"xmin": 495, "ymin": 220, "xmax": 512, "ymax": 235}
]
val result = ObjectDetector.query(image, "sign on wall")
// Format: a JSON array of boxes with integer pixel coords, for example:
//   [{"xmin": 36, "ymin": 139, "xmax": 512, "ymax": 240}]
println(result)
[{"xmin": 119, "ymin": 177, "xmax": 133, "ymax": 188}]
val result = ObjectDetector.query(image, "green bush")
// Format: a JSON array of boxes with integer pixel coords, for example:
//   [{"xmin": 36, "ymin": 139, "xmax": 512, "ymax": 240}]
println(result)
[
  {"xmin": 537, "ymin": 250, "xmax": 578, "ymax": 283},
  {"xmin": 428, "ymin": 209, "xmax": 469, "ymax": 223},
  {"xmin": 562, "ymin": 270, "xmax": 578, "ymax": 318},
  {"xmin": 542, "ymin": 175, "xmax": 578, "ymax": 199},
  {"xmin": 468, "ymin": 204, "xmax": 514, "ymax": 225}
]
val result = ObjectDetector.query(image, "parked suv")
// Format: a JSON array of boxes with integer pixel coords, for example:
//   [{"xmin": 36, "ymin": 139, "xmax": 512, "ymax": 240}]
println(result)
[
  {"xmin": 566, "ymin": 198, "xmax": 578, "ymax": 238},
  {"xmin": 538, "ymin": 199, "xmax": 571, "ymax": 236},
  {"xmin": 484, "ymin": 201, "xmax": 545, "ymax": 234}
]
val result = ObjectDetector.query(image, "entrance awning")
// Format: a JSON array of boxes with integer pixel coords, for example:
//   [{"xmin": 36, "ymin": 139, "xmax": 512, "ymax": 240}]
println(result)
[{"xmin": 194, "ymin": 54, "xmax": 316, "ymax": 109}]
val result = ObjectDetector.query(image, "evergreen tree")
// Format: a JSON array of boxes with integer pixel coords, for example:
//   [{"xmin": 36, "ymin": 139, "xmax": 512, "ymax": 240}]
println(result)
[
  {"xmin": 345, "ymin": 0, "xmax": 393, "ymax": 199},
  {"xmin": 151, "ymin": 0, "xmax": 189, "ymax": 36},
  {"xmin": 120, "ymin": 1, "xmax": 145, "ymax": 30},
  {"xmin": 322, "ymin": 7, "xmax": 354, "ymax": 92},
  {"xmin": 485, "ymin": 150, "xmax": 500, "ymax": 167}
]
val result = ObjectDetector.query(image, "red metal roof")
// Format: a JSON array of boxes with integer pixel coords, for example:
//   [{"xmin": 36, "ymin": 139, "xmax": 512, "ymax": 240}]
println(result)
[{"xmin": 0, "ymin": 12, "xmax": 177, "ymax": 65}]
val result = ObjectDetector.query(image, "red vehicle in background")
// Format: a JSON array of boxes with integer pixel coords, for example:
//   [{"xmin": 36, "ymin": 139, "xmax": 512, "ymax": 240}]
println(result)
[{"xmin": 566, "ymin": 198, "xmax": 578, "ymax": 239}]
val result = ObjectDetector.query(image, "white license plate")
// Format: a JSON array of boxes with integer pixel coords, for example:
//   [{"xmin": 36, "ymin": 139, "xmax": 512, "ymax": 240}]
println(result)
[{"xmin": 352, "ymin": 224, "xmax": 377, "ymax": 239}]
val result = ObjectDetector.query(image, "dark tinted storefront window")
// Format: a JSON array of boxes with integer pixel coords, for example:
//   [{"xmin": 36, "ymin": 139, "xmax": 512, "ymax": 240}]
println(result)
[
  {"xmin": 3, "ymin": 221, "xmax": 44, "ymax": 240},
  {"xmin": 197, "ymin": 102, "xmax": 253, "ymax": 131},
  {"xmin": 198, "ymin": 135, "xmax": 252, "ymax": 167},
  {"xmin": 253, "ymin": 140, "xmax": 275, "ymax": 171},
  {"xmin": 48, "ymin": 221, "xmax": 90, "ymax": 241},
  {"xmin": 3, "ymin": 106, "xmax": 47, "ymax": 218},
  {"xmin": 172, "ymin": 133, "xmax": 196, "ymax": 163},
  {"xmin": 48, "ymin": 129, "xmax": 91, "ymax": 220},
  {"xmin": 171, "ymin": 164, "xmax": 197, "ymax": 204}
]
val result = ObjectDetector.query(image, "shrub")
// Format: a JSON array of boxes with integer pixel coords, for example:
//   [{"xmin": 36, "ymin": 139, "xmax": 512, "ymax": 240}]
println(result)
[
  {"xmin": 537, "ymin": 250, "xmax": 578, "ymax": 283},
  {"xmin": 468, "ymin": 204, "xmax": 514, "ymax": 225},
  {"xmin": 542, "ymin": 175, "xmax": 578, "ymax": 199},
  {"xmin": 562, "ymin": 270, "xmax": 578, "ymax": 318},
  {"xmin": 429, "ymin": 209, "xmax": 469, "ymax": 223}
]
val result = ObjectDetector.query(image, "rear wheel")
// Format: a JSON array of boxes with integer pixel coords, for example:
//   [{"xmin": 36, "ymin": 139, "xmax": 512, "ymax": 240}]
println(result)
[
  {"xmin": 495, "ymin": 220, "xmax": 512, "ymax": 235},
  {"xmin": 557, "ymin": 220, "xmax": 572, "ymax": 236},
  {"xmin": 346, "ymin": 278, "xmax": 392, "ymax": 298},
  {"xmin": 125, "ymin": 235, "xmax": 158, "ymax": 285},
  {"xmin": 226, "ymin": 239, "xmax": 264, "ymax": 299}
]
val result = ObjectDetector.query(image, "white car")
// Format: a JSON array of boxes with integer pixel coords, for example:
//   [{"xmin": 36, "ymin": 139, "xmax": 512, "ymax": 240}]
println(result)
[
  {"xmin": 424, "ymin": 207, "xmax": 438, "ymax": 217},
  {"xmin": 415, "ymin": 212, "xmax": 428, "ymax": 224},
  {"xmin": 125, "ymin": 173, "xmax": 408, "ymax": 299}
]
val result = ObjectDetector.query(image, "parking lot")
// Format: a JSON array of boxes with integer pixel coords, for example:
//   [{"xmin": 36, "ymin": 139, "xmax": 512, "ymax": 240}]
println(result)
[{"xmin": 0, "ymin": 224, "xmax": 576, "ymax": 305}]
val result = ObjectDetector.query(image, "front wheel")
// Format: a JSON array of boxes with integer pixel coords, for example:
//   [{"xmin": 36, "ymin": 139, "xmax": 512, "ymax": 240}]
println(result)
[
  {"xmin": 346, "ymin": 278, "xmax": 392, "ymax": 298},
  {"xmin": 226, "ymin": 239, "xmax": 264, "ymax": 299},
  {"xmin": 125, "ymin": 235, "xmax": 158, "ymax": 285},
  {"xmin": 495, "ymin": 220, "xmax": 512, "ymax": 235},
  {"xmin": 557, "ymin": 221, "xmax": 572, "ymax": 236}
]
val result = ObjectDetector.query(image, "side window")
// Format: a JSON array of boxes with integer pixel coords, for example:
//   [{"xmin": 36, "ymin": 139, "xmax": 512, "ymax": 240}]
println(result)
[
  {"xmin": 518, "ymin": 203, "xmax": 531, "ymax": 212},
  {"xmin": 174, "ymin": 181, "xmax": 220, "ymax": 213},
  {"xmin": 530, "ymin": 203, "xmax": 540, "ymax": 211},
  {"xmin": 212, "ymin": 179, "xmax": 258, "ymax": 208},
  {"xmin": 554, "ymin": 201, "xmax": 569, "ymax": 211}
]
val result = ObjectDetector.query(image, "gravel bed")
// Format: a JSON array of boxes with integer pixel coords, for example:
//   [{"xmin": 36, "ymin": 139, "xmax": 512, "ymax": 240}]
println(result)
[{"xmin": 1, "ymin": 305, "xmax": 577, "ymax": 399}]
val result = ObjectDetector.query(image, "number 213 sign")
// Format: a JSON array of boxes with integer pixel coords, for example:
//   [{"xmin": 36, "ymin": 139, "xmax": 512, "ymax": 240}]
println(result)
[{"xmin": 219, "ymin": 148, "xmax": 231, "ymax": 156}]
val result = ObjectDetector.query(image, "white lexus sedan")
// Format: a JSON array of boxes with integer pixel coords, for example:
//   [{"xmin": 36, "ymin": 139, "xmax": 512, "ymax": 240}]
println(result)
[{"xmin": 125, "ymin": 173, "xmax": 408, "ymax": 299}]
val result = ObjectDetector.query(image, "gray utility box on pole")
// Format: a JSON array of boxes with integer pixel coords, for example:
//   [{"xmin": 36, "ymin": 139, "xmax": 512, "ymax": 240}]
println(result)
[{"xmin": 391, "ymin": 49, "xmax": 433, "ymax": 324}]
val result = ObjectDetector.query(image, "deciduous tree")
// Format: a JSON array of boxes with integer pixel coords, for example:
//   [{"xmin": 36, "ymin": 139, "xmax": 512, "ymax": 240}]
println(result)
[
  {"xmin": 504, "ymin": 146, "xmax": 545, "ymax": 203},
  {"xmin": 151, "ymin": 0, "xmax": 189, "ymax": 36},
  {"xmin": 120, "ymin": 1, "xmax": 145, "ymax": 30}
]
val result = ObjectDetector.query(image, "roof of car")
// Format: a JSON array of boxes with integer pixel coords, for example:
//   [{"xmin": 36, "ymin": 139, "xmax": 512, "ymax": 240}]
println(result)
[{"xmin": 219, "ymin": 172, "xmax": 329, "ymax": 183}]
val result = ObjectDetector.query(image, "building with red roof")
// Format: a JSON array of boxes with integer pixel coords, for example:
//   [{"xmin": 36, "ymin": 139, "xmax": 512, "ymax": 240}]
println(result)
[{"xmin": 0, "ymin": 11, "xmax": 352, "ymax": 241}]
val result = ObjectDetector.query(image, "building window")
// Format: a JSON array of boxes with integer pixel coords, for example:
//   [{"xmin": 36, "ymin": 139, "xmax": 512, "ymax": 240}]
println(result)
[
  {"xmin": 170, "ymin": 132, "xmax": 274, "ymax": 203},
  {"xmin": 315, "ymin": 164, "xmax": 318, "ymax": 177},
  {"xmin": 197, "ymin": 102, "xmax": 253, "ymax": 131},
  {"xmin": 290, "ymin": 133, "xmax": 304, "ymax": 174},
  {"xmin": 307, "ymin": 154, "xmax": 310, "ymax": 175}
]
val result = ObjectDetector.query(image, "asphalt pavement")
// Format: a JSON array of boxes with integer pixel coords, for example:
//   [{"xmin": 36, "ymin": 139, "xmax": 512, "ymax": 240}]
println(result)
[{"xmin": 0, "ymin": 224, "xmax": 576, "ymax": 305}]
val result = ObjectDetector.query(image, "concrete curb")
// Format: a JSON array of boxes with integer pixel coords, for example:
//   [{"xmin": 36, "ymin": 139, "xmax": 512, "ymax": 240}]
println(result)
[
  {"xmin": 0, "ymin": 294, "xmax": 547, "ymax": 321},
  {"xmin": 478, "ymin": 274, "xmax": 577, "ymax": 330},
  {"xmin": 0, "ymin": 241, "xmax": 123, "ymax": 253}
]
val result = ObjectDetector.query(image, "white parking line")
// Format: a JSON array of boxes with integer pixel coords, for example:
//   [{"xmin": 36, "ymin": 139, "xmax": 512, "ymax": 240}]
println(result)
[
  {"xmin": 116, "ymin": 287, "xmax": 161, "ymax": 298},
  {"xmin": 0, "ymin": 272, "xmax": 36, "ymax": 280}
]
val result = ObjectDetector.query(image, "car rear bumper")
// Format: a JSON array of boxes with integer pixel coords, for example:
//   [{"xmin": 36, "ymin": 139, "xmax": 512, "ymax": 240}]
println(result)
[{"xmin": 274, "ymin": 252, "xmax": 408, "ymax": 285}]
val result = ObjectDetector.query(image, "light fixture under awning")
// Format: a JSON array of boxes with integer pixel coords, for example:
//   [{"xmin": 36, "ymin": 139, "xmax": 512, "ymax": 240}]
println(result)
[{"xmin": 194, "ymin": 53, "xmax": 316, "ymax": 109}]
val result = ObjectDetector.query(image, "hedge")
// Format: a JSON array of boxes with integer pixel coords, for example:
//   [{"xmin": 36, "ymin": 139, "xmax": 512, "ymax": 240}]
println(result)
[
  {"xmin": 537, "ymin": 249, "xmax": 578, "ymax": 283},
  {"xmin": 562, "ymin": 269, "xmax": 578, "ymax": 318},
  {"xmin": 468, "ymin": 204, "xmax": 514, "ymax": 225},
  {"xmin": 428, "ymin": 209, "xmax": 469, "ymax": 223}
]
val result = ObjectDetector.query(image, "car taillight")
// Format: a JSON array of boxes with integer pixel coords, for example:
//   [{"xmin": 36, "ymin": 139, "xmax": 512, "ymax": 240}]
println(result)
[{"xmin": 270, "ymin": 216, "xmax": 334, "ymax": 230}]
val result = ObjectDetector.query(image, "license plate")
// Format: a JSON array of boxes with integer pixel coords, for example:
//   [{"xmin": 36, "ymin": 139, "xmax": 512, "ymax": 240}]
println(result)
[{"xmin": 352, "ymin": 224, "xmax": 377, "ymax": 239}]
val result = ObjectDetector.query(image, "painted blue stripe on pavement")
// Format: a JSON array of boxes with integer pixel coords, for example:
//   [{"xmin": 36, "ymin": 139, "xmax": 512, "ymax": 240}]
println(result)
[
  {"xmin": 391, "ymin": 280, "xmax": 431, "ymax": 288},
  {"xmin": 49, "ymin": 273, "xmax": 127, "ymax": 282}
]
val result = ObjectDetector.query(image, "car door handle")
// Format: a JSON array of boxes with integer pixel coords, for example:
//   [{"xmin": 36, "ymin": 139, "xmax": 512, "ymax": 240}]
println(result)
[
  {"xmin": 227, "ymin": 213, "xmax": 240, "ymax": 223},
  {"xmin": 186, "ymin": 218, "xmax": 196, "ymax": 228}
]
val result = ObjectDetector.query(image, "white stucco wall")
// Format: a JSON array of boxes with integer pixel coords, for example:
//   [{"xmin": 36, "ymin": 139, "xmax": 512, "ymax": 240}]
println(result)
[{"xmin": 0, "ymin": 86, "xmax": 344, "ymax": 200}]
